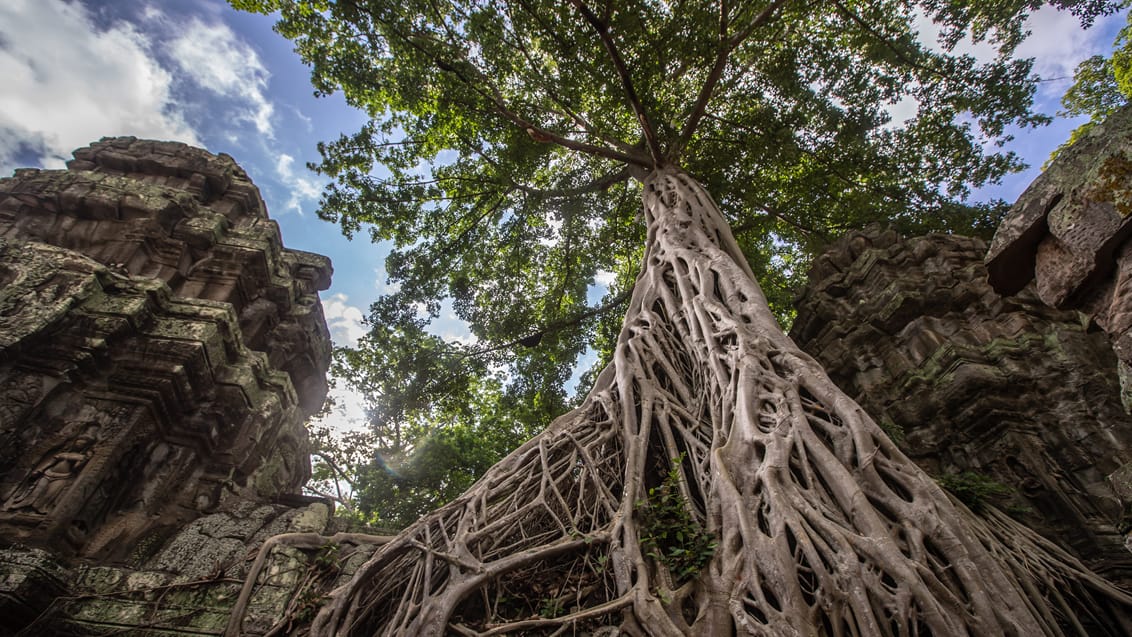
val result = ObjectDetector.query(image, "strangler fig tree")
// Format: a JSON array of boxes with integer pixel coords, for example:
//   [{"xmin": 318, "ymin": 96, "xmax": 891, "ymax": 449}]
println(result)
[{"xmin": 235, "ymin": 0, "xmax": 1132, "ymax": 634}]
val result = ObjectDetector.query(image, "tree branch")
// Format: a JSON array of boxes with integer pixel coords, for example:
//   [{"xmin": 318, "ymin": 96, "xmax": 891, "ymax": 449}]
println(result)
[
  {"xmin": 457, "ymin": 135, "xmax": 632, "ymax": 200},
  {"xmin": 311, "ymin": 450, "xmax": 357, "ymax": 494},
  {"xmin": 345, "ymin": 0, "xmax": 649, "ymax": 167},
  {"xmin": 304, "ymin": 484, "xmax": 349, "ymax": 509},
  {"xmin": 728, "ymin": 0, "xmax": 791, "ymax": 48},
  {"xmin": 509, "ymin": 166, "xmax": 632, "ymax": 200},
  {"xmin": 500, "ymin": 4, "xmax": 640, "ymax": 156},
  {"xmin": 731, "ymin": 202, "xmax": 829, "ymax": 241},
  {"xmin": 461, "ymin": 285, "xmax": 634, "ymax": 358},
  {"xmin": 672, "ymin": 0, "xmax": 789, "ymax": 160},
  {"xmin": 831, "ymin": 0, "xmax": 953, "ymax": 83},
  {"xmin": 568, "ymin": 0, "xmax": 666, "ymax": 166}
]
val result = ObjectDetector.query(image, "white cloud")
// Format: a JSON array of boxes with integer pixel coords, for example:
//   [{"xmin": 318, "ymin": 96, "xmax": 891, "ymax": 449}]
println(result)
[
  {"xmin": 538, "ymin": 210, "xmax": 564, "ymax": 247},
  {"xmin": 371, "ymin": 258, "xmax": 402, "ymax": 294},
  {"xmin": 893, "ymin": 7, "xmax": 1126, "ymax": 129},
  {"xmin": 439, "ymin": 330, "xmax": 479, "ymax": 346},
  {"xmin": 913, "ymin": 9, "xmax": 999, "ymax": 64},
  {"xmin": 0, "ymin": 0, "xmax": 199, "ymax": 173},
  {"xmin": 275, "ymin": 152, "xmax": 324, "ymax": 214},
  {"xmin": 1017, "ymin": 7, "xmax": 1126, "ymax": 96},
  {"xmin": 914, "ymin": 6, "xmax": 1127, "ymax": 97},
  {"xmin": 165, "ymin": 15, "xmax": 275, "ymax": 136},
  {"xmin": 881, "ymin": 92, "xmax": 921, "ymax": 130},
  {"xmin": 316, "ymin": 293, "xmax": 371, "ymax": 433},
  {"xmin": 277, "ymin": 153, "xmax": 296, "ymax": 175},
  {"xmin": 322, "ymin": 292, "xmax": 368, "ymax": 346},
  {"xmin": 594, "ymin": 270, "xmax": 616, "ymax": 287},
  {"xmin": 319, "ymin": 382, "xmax": 370, "ymax": 434}
]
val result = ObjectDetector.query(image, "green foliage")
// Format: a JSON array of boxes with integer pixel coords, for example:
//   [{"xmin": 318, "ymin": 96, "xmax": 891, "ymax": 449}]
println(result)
[
  {"xmin": 538, "ymin": 597, "xmax": 565, "ymax": 619},
  {"xmin": 877, "ymin": 416, "xmax": 907, "ymax": 445},
  {"xmin": 1054, "ymin": 4, "xmax": 1132, "ymax": 160},
  {"xmin": 937, "ymin": 470, "xmax": 1014, "ymax": 512},
  {"xmin": 310, "ymin": 303, "xmax": 556, "ymax": 528},
  {"xmin": 305, "ymin": 422, "xmax": 375, "ymax": 515},
  {"xmin": 352, "ymin": 413, "xmax": 537, "ymax": 528},
  {"xmin": 313, "ymin": 542, "xmax": 341, "ymax": 570},
  {"xmin": 232, "ymin": 0, "xmax": 1112, "ymax": 348},
  {"xmin": 235, "ymin": 0, "xmax": 1121, "ymax": 523},
  {"xmin": 311, "ymin": 372, "xmax": 544, "ymax": 529},
  {"xmin": 637, "ymin": 456, "xmax": 717, "ymax": 583}
]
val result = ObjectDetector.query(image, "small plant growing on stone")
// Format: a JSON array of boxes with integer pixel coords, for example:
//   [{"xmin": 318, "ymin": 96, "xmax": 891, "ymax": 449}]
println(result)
[
  {"xmin": 878, "ymin": 417, "xmax": 906, "ymax": 445},
  {"xmin": 937, "ymin": 471, "xmax": 1013, "ymax": 512},
  {"xmin": 538, "ymin": 596, "xmax": 564, "ymax": 619},
  {"xmin": 313, "ymin": 542, "xmax": 340, "ymax": 573}
]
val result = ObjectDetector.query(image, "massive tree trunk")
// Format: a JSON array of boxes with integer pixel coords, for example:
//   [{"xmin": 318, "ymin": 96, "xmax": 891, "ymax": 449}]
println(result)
[{"xmin": 312, "ymin": 168, "xmax": 1132, "ymax": 636}]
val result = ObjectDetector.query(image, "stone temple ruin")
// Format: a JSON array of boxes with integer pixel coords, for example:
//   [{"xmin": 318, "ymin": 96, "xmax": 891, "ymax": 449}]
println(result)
[
  {"xmin": 791, "ymin": 227, "xmax": 1132, "ymax": 586},
  {"xmin": 790, "ymin": 104, "xmax": 1132, "ymax": 589},
  {"xmin": 0, "ymin": 136, "xmax": 332, "ymax": 559},
  {"xmin": 5, "ymin": 108, "xmax": 1132, "ymax": 633},
  {"xmin": 0, "ymin": 138, "xmax": 369, "ymax": 635}
]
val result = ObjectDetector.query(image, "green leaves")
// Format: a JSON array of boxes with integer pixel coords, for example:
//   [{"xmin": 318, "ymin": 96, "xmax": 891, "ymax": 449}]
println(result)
[
  {"xmin": 637, "ymin": 455, "xmax": 717, "ymax": 584},
  {"xmin": 244, "ymin": 1, "xmax": 1118, "ymax": 348},
  {"xmin": 937, "ymin": 471, "xmax": 1015, "ymax": 512},
  {"xmin": 352, "ymin": 414, "xmax": 532, "ymax": 528},
  {"xmin": 233, "ymin": 0, "xmax": 1123, "ymax": 524},
  {"xmin": 1055, "ymin": 8, "xmax": 1132, "ymax": 161},
  {"xmin": 1065, "ymin": 54, "xmax": 1126, "ymax": 119}
]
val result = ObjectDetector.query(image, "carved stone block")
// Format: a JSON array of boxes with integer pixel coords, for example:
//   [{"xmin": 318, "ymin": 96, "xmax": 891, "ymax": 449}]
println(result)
[
  {"xmin": 987, "ymin": 104, "xmax": 1132, "ymax": 376},
  {"xmin": 0, "ymin": 138, "xmax": 333, "ymax": 566}
]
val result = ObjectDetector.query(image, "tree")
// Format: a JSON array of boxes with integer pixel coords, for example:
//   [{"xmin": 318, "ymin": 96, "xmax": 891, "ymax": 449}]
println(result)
[
  {"xmin": 1055, "ymin": 5, "xmax": 1132, "ymax": 158},
  {"xmin": 236, "ymin": 0, "xmax": 1132, "ymax": 634},
  {"xmin": 315, "ymin": 297, "xmax": 561, "ymax": 528}
]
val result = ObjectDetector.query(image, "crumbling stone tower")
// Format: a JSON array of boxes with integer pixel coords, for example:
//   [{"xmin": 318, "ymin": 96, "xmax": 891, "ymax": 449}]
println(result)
[
  {"xmin": 0, "ymin": 137, "xmax": 332, "ymax": 566},
  {"xmin": 791, "ymin": 228, "xmax": 1132, "ymax": 586}
]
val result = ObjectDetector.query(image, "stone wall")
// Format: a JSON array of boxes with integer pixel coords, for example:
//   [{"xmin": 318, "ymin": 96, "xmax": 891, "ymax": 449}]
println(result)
[
  {"xmin": 0, "ymin": 138, "xmax": 359, "ymax": 635},
  {"xmin": 792, "ymin": 227, "xmax": 1132, "ymax": 585},
  {"xmin": 986, "ymin": 103, "xmax": 1132, "ymax": 407}
]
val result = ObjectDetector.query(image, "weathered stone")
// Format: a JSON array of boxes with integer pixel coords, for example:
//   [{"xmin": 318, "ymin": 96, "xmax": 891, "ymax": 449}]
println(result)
[
  {"xmin": 0, "ymin": 547, "xmax": 69, "ymax": 635},
  {"xmin": 0, "ymin": 138, "xmax": 339, "ymax": 633},
  {"xmin": 793, "ymin": 226, "xmax": 1132, "ymax": 585},
  {"xmin": 34, "ymin": 501, "xmax": 382, "ymax": 636},
  {"xmin": 987, "ymin": 104, "xmax": 1132, "ymax": 374}
]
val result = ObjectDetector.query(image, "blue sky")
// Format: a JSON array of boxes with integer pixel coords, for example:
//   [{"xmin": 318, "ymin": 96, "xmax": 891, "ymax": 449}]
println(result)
[{"xmin": 0, "ymin": 0, "xmax": 1127, "ymax": 431}]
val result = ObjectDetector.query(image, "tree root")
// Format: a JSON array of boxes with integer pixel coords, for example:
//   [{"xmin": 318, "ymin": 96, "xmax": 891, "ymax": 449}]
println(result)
[
  {"xmin": 309, "ymin": 168, "xmax": 1132, "ymax": 635},
  {"xmin": 223, "ymin": 531, "xmax": 392, "ymax": 637}
]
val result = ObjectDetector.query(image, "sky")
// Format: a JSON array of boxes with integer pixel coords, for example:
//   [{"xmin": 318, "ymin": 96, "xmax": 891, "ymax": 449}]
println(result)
[{"xmin": 0, "ymin": 0, "xmax": 1128, "ymax": 434}]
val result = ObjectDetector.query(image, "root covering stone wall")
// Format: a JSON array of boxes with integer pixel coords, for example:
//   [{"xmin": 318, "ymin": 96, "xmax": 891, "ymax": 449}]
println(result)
[{"xmin": 792, "ymin": 226, "xmax": 1132, "ymax": 585}]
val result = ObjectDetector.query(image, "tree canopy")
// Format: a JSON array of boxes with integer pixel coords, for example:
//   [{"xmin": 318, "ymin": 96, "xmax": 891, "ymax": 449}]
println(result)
[
  {"xmin": 1055, "ymin": 5, "xmax": 1132, "ymax": 156},
  {"xmin": 227, "ymin": 2, "xmax": 1132, "ymax": 634},
  {"xmin": 234, "ymin": 0, "xmax": 1122, "ymax": 527}
]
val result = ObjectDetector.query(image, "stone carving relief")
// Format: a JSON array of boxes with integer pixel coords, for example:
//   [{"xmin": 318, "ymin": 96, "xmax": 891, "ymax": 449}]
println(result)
[
  {"xmin": 0, "ymin": 138, "xmax": 333, "ymax": 563},
  {"xmin": 3, "ymin": 423, "xmax": 99, "ymax": 515}
]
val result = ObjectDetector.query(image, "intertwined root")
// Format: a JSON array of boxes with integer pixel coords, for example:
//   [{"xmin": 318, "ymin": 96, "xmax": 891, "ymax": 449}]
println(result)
[{"xmin": 312, "ymin": 169, "xmax": 1132, "ymax": 636}]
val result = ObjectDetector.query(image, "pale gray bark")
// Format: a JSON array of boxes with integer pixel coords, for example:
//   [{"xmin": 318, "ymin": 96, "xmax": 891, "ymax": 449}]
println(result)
[{"xmin": 310, "ymin": 168, "xmax": 1132, "ymax": 636}]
